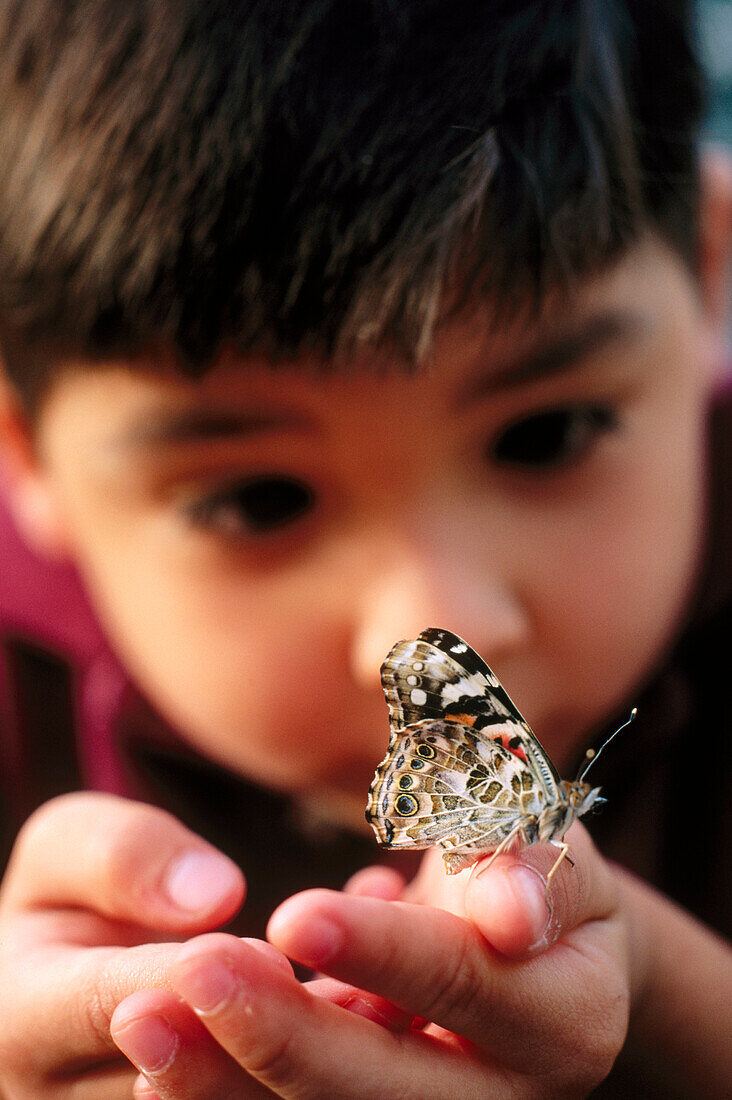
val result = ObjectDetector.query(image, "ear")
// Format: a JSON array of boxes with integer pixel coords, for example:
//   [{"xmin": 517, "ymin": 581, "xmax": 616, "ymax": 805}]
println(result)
[
  {"xmin": 697, "ymin": 146, "xmax": 732, "ymax": 330},
  {"xmin": 0, "ymin": 372, "xmax": 70, "ymax": 559}
]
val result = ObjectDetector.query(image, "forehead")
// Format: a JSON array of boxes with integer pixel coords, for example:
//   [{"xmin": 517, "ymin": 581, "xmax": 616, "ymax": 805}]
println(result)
[{"xmin": 36, "ymin": 236, "xmax": 696, "ymax": 434}]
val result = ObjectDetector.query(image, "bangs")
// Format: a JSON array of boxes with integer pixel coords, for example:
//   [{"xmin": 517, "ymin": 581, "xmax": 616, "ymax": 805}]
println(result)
[{"xmin": 0, "ymin": 0, "xmax": 701, "ymax": 407}]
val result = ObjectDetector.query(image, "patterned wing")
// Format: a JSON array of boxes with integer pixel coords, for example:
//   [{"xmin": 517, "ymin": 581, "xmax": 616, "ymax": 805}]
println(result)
[
  {"xmin": 381, "ymin": 628, "xmax": 517, "ymax": 728},
  {"xmin": 366, "ymin": 718, "xmax": 544, "ymax": 869},
  {"xmin": 380, "ymin": 627, "xmax": 562, "ymax": 796},
  {"xmin": 419, "ymin": 629, "xmax": 529, "ymax": 725}
]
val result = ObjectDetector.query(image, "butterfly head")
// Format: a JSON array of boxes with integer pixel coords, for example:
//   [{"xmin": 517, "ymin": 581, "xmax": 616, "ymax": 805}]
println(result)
[{"xmin": 563, "ymin": 780, "xmax": 604, "ymax": 816}]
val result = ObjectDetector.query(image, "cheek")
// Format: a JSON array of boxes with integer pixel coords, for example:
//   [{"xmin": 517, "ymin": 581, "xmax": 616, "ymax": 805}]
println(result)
[
  {"xmin": 66, "ymin": 534, "xmax": 382, "ymax": 788},
  {"xmin": 529, "ymin": 396, "xmax": 706, "ymax": 724}
]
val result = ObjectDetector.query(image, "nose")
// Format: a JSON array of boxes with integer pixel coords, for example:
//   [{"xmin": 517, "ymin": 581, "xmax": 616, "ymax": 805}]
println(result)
[{"xmin": 348, "ymin": 541, "xmax": 530, "ymax": 691}]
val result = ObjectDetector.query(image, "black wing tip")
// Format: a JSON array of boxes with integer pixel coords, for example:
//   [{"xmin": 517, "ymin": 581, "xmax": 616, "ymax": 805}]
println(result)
[{"xmin": 420, "ymin": 627, "xmax": 465, "ymax": 644}]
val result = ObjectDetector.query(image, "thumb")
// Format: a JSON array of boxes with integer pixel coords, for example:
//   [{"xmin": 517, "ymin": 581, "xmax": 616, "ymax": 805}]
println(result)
[
  {"xmin": 1, "ymin": 792, "xmax": 245, "ymax": 933},
  {"xmin": 464, "ymin": 823, "xmax": 617, "ymax": 958}
]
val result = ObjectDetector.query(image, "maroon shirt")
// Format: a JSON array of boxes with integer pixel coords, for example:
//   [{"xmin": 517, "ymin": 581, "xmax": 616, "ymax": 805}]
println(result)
[
  {"xmin": 0, "ymin": 472, "xmax": 130, "ymax": 817},
  {"xmin": 0, "ymin": 389, "xmax": 730, "ymax": 938}
]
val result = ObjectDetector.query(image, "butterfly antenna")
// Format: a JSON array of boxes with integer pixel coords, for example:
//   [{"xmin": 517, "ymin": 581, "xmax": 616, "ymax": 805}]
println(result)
[{"xmin": 577, "ymin": 708, "xmax": 637, "ymax": 783}]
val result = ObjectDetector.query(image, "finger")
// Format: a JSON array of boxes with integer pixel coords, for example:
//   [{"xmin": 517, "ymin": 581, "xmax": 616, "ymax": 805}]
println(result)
[
  {"xmin": 307, "ymin": 976, "xmax": 417, "ymax": 1031},
  {"xmin": 0, "ymin": 939, "xmax": 190, "ymax": 1085},
  {"xmin": 1, "ymin": 792, "xmax": 245, "ymax": 932},
  {"xmin": 117, "ymin": 979, "xmax": 417, "ymax": 1099},
  {"xmin": 133, "ymin": 1078, "xmax": 164, "ymax": 1100},
  {"xmin": 402, "ymin": 848, "xmax": 470, "ymax": 911},
  {"xmin": 268, "ymin": 890, "xmax": 494, "ymax": 1043},
  {"xmin": 343, "ymin": 865, "xmax": 406, "ymax": 899},
  {"xmin": 113, "ymin": 988, "xmax": 273, "ymax": 1099},
  {"xmin": 170, "ymin": 933, "xmax": 508, "ymax": 1099},
  {"xmin": 267, "ymin": 887, "xmax": 627, "ymax": 1074},
  {"xmin": 1, "ymin": 931, "xmax": 294, "ymax": 1088},
  {"xmin": 464, "ymin": 823, "xmax": 619, "ymax": 957}
]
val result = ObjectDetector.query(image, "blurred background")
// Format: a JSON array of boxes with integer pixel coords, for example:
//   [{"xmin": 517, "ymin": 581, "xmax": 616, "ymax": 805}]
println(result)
[
  {"xmin": 699, "ymin": 0, "xmax": 732, "ymax": 334},
  {"xmin": 699, "ymin": 0, "xmax": 732, "ymax": 148}
]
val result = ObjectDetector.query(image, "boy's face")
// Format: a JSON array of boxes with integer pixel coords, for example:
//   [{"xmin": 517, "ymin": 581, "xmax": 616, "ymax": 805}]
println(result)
[{"xmin": 5, "ymin": 238, "xmax": 724, "ymax": 831}]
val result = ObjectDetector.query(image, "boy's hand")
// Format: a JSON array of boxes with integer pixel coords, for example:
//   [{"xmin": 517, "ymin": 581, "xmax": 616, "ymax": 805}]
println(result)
[
  {"xmin": 0, "ymin": 792, "xmax": 244, "ymax": 1099},
  {"xmin": 113, "ymin": 824, "xmax": 632, "ymax": 1099}
]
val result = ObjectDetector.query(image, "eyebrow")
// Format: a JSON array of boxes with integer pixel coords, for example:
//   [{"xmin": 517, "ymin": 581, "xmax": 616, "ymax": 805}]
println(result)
[
  {"xmin": 111, "ymin": 408, "xmax": 308, "ymax": 450},
  {"xmin": 461, "ymin": 309, "xmax": 646, "ymax": 401}
]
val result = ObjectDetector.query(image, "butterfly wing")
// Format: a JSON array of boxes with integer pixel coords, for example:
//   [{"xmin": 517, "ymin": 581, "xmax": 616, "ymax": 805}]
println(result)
[
  {"xmin": 381, "ymin": 627, "xmax": 562, "ymax": 798},
  {"xmin": 381, "ymin": 628, "xmax": 516, "ymax": 728},
  {"xmin": 366, "ymin": 718, "xmax": 543, "ymax": 862}
]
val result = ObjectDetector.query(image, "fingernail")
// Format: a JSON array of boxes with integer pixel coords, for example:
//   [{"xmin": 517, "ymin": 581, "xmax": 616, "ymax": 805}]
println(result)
[
  {"xmin": 344, "ymin": 995, "xmax": 414, "ymax": 1031},
  {"xmin": 175, "ymin": 956, "xmax": 239, "ymax": 1015},
  {"xmin": 164, "ymin": 850, "xmax": 241, "ymax": 913},
  {"xmin": 114, "ymin": 1015, "xmax": 179, "ymax": 1074},
  {"xmin": 508, "ymin": 865, "xmax": 551, "ymax": 946}
]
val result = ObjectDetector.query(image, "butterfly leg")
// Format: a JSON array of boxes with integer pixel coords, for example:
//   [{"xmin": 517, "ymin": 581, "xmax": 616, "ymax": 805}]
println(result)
[{"xmin": 546, "ymin": 841, "xmax": 570, "ymax": 889}]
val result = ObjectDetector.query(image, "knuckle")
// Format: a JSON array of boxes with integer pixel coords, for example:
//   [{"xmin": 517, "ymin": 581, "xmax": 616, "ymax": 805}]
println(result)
[
  {"xmin": 419, "ymin": 922, "xmax": 483, "ymax": 1023},
  {"xmin": 79, "ymin": 982, "xmax": 116, "ymax": 1052},
  {"xmin": 72, "ymin": 950, "xmax": 122, "ymax": 1049},
  {"xmin": 555, "ymin": 975, "xmax": 629, "ymax": 1092},
  {"xmin": 586, "ymin": 988, "xmax": 630, "ymax": 1080},
  {"xmin": 240, "ymin": 1026, "xmax": 299, "ymax": 1089},
  {"xmin": 364, "ymin": 930, "xmax": 409, "ymax": 992}
]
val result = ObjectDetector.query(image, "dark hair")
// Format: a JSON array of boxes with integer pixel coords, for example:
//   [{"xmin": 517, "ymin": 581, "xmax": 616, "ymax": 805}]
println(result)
[{"xmin": 0, "ymin": 0, "xmax": 704, "ymax": 410}]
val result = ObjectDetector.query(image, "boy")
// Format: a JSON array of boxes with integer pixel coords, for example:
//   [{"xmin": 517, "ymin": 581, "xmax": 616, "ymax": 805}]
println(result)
[{"xmin": 0, "ymin": 0, "xmax": 730, "ymax": 1096}]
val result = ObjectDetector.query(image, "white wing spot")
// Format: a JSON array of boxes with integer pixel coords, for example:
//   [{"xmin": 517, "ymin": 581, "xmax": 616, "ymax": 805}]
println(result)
[
  {"xmin": 451, "ymin": 643, "xmax": 468, "ymax": 653},
  {"xmin": 410, "ymin": 688, "xmax": 428, "ymax": 706},
  {"xmin": 412, "ymin": 661, "xmax": 424, "ymax": 671},
  {"xmin": 442, "ymin": 675, "xmax": 485, "ymax": 702},
  {"xmin": 406, "ymin": 674, "xmax": 418, "ymax": 686}
]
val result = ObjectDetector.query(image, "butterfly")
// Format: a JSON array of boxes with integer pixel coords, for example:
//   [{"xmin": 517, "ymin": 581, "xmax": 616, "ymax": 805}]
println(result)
[{"xmin": 366, "ymin": 627, "xmax": 634, "ymax": 882}]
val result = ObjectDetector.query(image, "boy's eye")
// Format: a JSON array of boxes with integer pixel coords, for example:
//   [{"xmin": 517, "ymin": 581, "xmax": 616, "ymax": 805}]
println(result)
[
  {"xmin": 490, "ymin": 404, "xmax": 617, "ymax": 469},
  {"xmin": 188, "ymin": 475, "xmax": 315, "ymax": 534}
]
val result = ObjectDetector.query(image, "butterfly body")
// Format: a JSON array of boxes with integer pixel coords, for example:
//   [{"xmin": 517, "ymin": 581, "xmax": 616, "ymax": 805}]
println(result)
[{"xmin": 366, "ymin": 629, "xmax": 603, "ymax": 875}]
